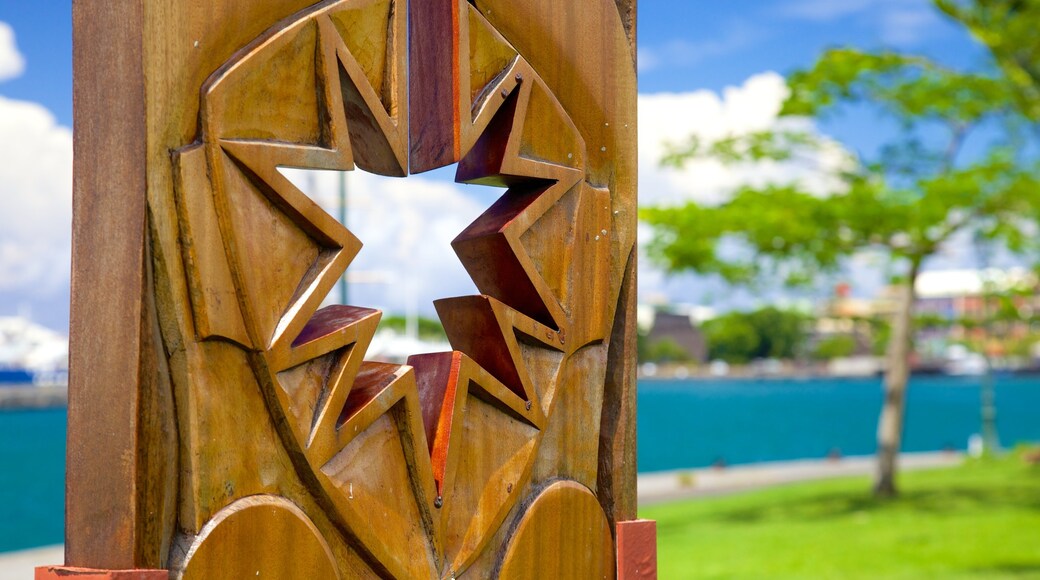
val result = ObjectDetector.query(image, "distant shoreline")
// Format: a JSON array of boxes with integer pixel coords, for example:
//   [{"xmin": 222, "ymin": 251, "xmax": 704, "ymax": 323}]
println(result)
[
  {"xmin": 0, "ymin": 385, "xmax": 67, "ymax": 410},
  {"xmin": 3, "ymin": 371, "xmax": 1038, "ymax": 411},
  {"xmin": 637, "ymin": 366, "xmax": 1040, "ymax": 381}
]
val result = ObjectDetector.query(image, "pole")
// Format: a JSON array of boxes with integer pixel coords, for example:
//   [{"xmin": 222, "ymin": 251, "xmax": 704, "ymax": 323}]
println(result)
[
  {"xmin": 974, "ymin": 232, "xmax": 1001, "ymax": 455},
  {"xmin": 339, "ymin": 170, "xmax": 348, "ymax": 305}
]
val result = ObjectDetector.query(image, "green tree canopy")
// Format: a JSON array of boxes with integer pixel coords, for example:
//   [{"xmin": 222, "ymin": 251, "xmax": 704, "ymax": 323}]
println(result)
[
  {"xmin": 380, "ymin": 314, "xmax": 447, "ymax": 341},
  {"xmin": 813, "ymin": 335, "xmax": 858, "ymax": 361},
  {"xmin": 643, "ymin": 338, "xmax": 692, "ymax": 364},
  {"xmin": 641, "ymin": 38, "xmax": 1040, "ymax": 497},
  {"xmin": 702, "ymin": 307, "xmax": 809, "ymax": 363},
  {"xmin": 937, "ymin": 0, "xmax": 1040, "ymax": 120},
  {"xmin": 646, "ymin": 49, "xmax": 1040, "ymax": 289}
]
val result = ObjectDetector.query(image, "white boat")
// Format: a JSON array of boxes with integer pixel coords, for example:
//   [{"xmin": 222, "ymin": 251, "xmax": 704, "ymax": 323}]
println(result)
[
  {"xmin": 0, "ymin": 317, "xmax": 68, "ymax": 386},
  {"xmin": 943, "ymin": 344, "xmax": 987, "ymax": 376}
]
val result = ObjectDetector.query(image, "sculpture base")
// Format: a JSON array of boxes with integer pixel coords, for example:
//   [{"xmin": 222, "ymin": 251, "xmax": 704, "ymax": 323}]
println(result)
[
  {"xmin": 35, "ymin": 566, "xmax": 168, "ymax": 579},
  {"xmin": 616, "ymin": 519, "xmax": 658, "ymax": 579}
]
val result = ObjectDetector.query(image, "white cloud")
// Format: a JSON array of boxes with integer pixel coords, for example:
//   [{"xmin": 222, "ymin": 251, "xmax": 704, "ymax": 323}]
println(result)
[
  {"xmin": 0, "ymin": 96, "xmax": 73, "ymax": 327},
  {"xmin": 636, "ymin": 72, "xmax": 859, "ymax": 309},
  {"xmin": 636, "ymin": 71, "xmax": 1008, "ymax": 310},
  {"xmin": 638, "ymin": 71, "xmax": 851, "ymax": 207},
  {"xmin": 0, "ymin": 22, "xmax": 25, "ymax": 82},
  {"xmin": 282, "ymin": 167, "xmax": 490, "ymax": 317}
]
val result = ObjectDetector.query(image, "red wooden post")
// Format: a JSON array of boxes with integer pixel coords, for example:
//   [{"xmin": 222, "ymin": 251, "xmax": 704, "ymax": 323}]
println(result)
[{"xmin": 617, "ymin": 520, "xmax": 659, "ymax": 579}]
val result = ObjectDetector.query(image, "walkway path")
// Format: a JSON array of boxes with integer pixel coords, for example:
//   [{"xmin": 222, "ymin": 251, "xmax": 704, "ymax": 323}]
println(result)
[
  {"xmin": 0, "ymin": 546, "xmax": 62, "ymax": 580},
  {"xmin": 638, "ymin": 451, "xmax": 962, "ymax": 505}
]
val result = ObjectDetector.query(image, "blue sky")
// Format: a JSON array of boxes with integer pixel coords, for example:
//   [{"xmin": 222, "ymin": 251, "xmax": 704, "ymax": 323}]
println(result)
[
  {"xmin": 0, "ymin": 1, "xmax": 996, "ymax": 331},
  {"xmin": 0, "ymin": 1, "xmax": 991, "ymax": 148}
]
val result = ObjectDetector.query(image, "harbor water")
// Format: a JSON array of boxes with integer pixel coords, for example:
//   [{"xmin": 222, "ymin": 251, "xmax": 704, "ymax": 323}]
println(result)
[{"xmin": 2, "ymin": 375, "xmax": 1039, "ymax": 553}]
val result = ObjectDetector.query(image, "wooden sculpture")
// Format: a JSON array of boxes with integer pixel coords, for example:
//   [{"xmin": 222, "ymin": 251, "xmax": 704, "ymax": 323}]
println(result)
[{"xmin": 53, "ymin": 0, "xmax": 649, "ymax": 578}]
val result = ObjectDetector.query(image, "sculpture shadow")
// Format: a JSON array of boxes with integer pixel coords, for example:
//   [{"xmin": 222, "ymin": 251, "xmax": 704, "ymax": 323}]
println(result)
[{"xmin": 701, "ymin": 484, "xmax": 1040, "ymax": 525}]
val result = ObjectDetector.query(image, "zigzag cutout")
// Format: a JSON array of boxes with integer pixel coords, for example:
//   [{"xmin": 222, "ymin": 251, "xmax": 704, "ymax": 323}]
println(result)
[{"xmin": 172, "ymin": 1, "xmax": 602, "ymax": 578}]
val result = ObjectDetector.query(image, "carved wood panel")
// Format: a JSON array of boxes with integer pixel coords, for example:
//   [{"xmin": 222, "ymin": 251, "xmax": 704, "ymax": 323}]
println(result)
[{"xmin": 69, "ymin": 0, "xmax": 637, "ymax": 577}]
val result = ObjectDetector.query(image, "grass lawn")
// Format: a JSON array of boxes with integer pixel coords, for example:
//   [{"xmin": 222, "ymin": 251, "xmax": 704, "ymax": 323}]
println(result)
[{"xmin": 641, "ymin": 451, "xmax": 1040, "ymax": 579}]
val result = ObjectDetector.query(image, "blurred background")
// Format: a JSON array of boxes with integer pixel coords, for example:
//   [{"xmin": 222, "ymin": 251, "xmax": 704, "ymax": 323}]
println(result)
[{"xmin": 1, "ymin": 1, "xmax": 1039, "ymax": 578}]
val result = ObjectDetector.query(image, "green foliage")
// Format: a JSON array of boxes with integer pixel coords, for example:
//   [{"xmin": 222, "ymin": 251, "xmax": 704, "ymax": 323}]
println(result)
[
  {"xmin": 782, "ymin": 49, "xmax": 1015, "ymax": 123},
  {"xmin": 937, "ymin": 0, "xmax": 1040, "ymax": 120},
  {"xmin": 871, "ymin": 320, "xmax": 892, "ymax": 356},
  {"xmin": 749, "ymin": 307, "xmax": 811, "ymax": 358},
  {"xmin": 662, "ymin": 130, "xmax": 822, "ymax": 168},
  {"xmin": 703, "ymin": 314, "xmax": 760, "ymax": 363},
  {"xmin": 644, "ymin": 338, "xmax": 692, "ymax": 363},
  {"xmin": 813, "ymin": 335, "xmax": 858, "ymax": 360},
  {"xmin": 641, "ymin": 42, "xmax": 1040, "ymax": 290},
  {"xmin": 703, "ymin": 307, "xmax": 809, "ymax": 363},
  {"xmin": 914, "ymin": 312, "xmax": 952, "ymax": 330},
  {"xmin": 642, "ymin": 451, "xmax": 1040, "ymax": 579},
  {"xmin": 379, "ymin": 315, "xmax": 447, "ymax": 341}
]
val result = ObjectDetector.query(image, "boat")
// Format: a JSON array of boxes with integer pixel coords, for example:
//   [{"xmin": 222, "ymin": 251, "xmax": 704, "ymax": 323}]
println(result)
[
  {"xmin": 0, "ymin": 317, "xmax": 69, "ymax": 386},
  {"xmin": 943, "ymin": 344, "xmax": 987, "ymax": 376}
]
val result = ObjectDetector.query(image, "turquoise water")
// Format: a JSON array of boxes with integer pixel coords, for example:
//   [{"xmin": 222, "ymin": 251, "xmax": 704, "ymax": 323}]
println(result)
[
  {"xmin": 638, "ymin": 375, "xmax": 1040, "ymax": 472},
  {"xmin": 2, "ymin": 375, "xmax": 1039, "ymax": 552},
  {"xmin": 0, "ymin": 407, "xmax": 65, "ymax": 553}
]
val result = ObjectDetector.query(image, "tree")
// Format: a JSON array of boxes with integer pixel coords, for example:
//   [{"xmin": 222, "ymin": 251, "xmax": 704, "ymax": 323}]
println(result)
[
  {"xmin": 644, "ymin": 338, "xmax": 692, "ymax": 364},
  {"xmin": 642, "ymin": 46, "xmax": 1040, "ymax": 496},
  {"xmin": 746, "ymin": 307, "xmax": 810, "ymax": 360},
  {"xmin": 703, "ymin": 313, "xmax": 761, "ymax": 363},
  {"xmin": 936, "ymin": 0, "xmax": 1040, "ymax": 120},
  {"xmin": 702, "ymin": 307, "xmax": 809, "ymax": 363},
  {"xmin": 813, "ymin": 335, "xmax": 858, "ymax": 361},
  {"xmin": 380, "ymin": 314, "xmax": 447, "ymax": 341}
]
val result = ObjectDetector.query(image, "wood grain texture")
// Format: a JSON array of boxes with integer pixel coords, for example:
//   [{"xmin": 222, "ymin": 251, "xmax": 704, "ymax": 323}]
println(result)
[
  {"xmin": 497, "ymin": 481, "xmax": 615, "ymax": 579},
  {"xmin": 177, "ymin": 496, "xmax": 340, "ymax": 580},
  {"xmin": 68, "ymin": 0, "xmax": 150, "ymax": 569},
  {"xmin": 615, "ymin": 0, "xmax": 637, "ymax": 62},
  {"xmin": 470, "ymin": 0, "xmax": 638, "ymax": 318},
  {"xmin": 598, "ymin": 247, "xmax": 639, "ymax": 525},
  {"xmin": 408, "ymin": 0, "xmax": 459, "ymax": 172},
  {"xmin": 72, "ymin": 0, "xmax": 640, "ymax": 576},
  {"xmin": 409, "ymin": 351, "xmax": 542, "ymax": 575}
]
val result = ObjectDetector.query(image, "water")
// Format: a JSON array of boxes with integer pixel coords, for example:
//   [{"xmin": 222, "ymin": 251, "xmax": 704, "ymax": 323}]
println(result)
[
  {"xmin": 638, "ymin": 375, "xmax": 1040, "ymax": 472},
  {"xmin": 0, "ymin": 407, "xmax": 65, "ymax": 553},
  {"xmin": 1, "ymin": 376, "xmax": 1039, "ymax": 552}
]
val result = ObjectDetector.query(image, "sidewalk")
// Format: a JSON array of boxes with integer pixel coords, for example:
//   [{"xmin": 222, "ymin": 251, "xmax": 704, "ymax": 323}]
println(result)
[
  {"xmin": 638, "ymin": 451, "xmax": 962, "ymax": 505},
  {"xmin": 0, "ymin": 546, "xmax": 61, "ymax": 580},
  {"xmin": 0, "ymin": 452, "xmax": 962, "ymax": 576}
]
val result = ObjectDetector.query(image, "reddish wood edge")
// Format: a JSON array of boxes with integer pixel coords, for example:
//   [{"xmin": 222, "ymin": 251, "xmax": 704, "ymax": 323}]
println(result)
[
  {"xmin": 69, "ymin": 0, "xmax": 149, "ymax": 569},
  {"xmin": 35, "ymin": 566, "xmax": 168, "ymax": 580},
  {"xmin": 408, "ymin": 0, "xmax": 460, "ymax": 172},
  {"xmin": 616, "ymin": 520, "xmax": 657, "ymax": 580}
]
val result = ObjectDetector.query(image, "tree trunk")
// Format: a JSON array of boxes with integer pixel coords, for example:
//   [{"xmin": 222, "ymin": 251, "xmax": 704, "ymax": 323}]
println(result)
[{"xmin": 874, "ymin": 265, "xmax": 919, "ymax": 498}]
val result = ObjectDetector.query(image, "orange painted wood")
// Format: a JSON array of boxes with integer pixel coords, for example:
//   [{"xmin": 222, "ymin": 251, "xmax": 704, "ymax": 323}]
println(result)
[
  {"xmin": 617, "ymin": 519, "xmax": 658, "ymax": 580},
  {"xmin": 35, "ymin": 568, "xmax": 167, "ymax": 580}
]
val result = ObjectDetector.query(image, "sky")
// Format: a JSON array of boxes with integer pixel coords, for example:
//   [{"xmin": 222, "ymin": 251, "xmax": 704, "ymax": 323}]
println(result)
[{"xmin": 0, "ymin": 1, "xmax": 997, "ymax": 332}]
